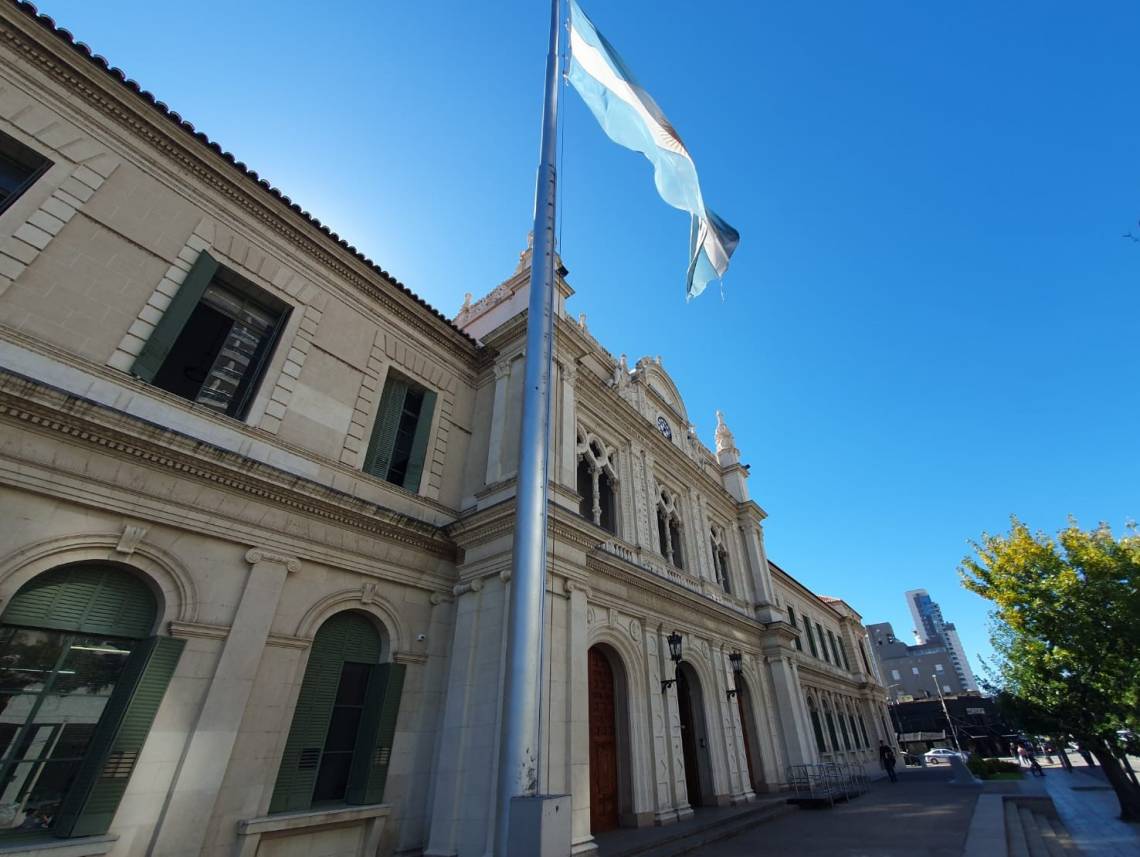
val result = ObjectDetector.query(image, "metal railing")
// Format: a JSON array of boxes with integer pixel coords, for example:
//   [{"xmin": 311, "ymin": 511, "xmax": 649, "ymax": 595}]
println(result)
[{"xmin": 785, "ymin": 762, "xmax": 869, "ymax": 806}]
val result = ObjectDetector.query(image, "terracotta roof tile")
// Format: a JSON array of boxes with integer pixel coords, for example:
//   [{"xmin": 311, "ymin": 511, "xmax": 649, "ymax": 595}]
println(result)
[{"xmin": 10, "ymin": 0, "xmax": 477, "ymax": 346}]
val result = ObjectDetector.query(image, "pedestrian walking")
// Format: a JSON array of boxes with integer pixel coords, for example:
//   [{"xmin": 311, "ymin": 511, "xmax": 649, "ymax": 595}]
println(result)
[
  {"xmin": 1017, "ymin": 744, "xmax": 1029, "ymax": 768},
  {"xmin": 879, "ymin": 741, "xmax": 898, "ymax": 783},
  {"xmin": 1026, "ymin": 747, "xmax": 1046, "ymax": 777}
]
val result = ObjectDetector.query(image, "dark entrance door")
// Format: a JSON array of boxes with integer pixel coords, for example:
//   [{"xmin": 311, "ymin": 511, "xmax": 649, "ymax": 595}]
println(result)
[
  {"xmin": 588, "ymin": 647, "xmax": 620, "ymax": 833},
  {"xmin": 677, "ymin": 668, "xmax": 703, "ymax": 807},
  {"xmin": 737, "ymin": 691, "xmax": 758, "ymax": 790}
]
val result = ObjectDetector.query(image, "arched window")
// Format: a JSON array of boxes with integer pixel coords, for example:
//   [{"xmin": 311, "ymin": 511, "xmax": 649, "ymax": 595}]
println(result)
[
  {"xmin": 655, "ymin": 485, "xmax": 683, "ymax": 570},
  {"xmin": 806, "ymin": 696, "xmax": 826, "ymax": 753},
  {"xmin": 823, "ymin": 701, "xmax": 839, "ymax": 752},
  {"xmin": 270, "ymin": 612, "xmax": 405, "ymax": 813},
  {"xmin": 0, "ymin": 563, "xmax": 181, "ymax": 839},
  {"xmin": 576, "ymin": 431, "xmax": 618, "ymax": 535},
  {"xmin": 837, "ymin": 703, "xmax": 852, "ymax": 750},
  {"xmin": 709, "ymin": 526, "xmax": 731, "ymax": 593}
]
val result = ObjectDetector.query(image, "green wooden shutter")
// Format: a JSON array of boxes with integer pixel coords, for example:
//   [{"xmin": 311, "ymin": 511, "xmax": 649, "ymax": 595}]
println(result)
[
  {"xmin": 345, "ymin": 662, "xmax": 406, "ymax": 805},
  {"xmin": 400, "ymin": 389, "xmax": 436, "ymax": 492},
  {"xmin": 1, "ymin": 565, "xmax": 155, "ymax": 638},
  {"xmin": 362, "ymin": 376, "xmax": 409, "ymax": 479},
  {"xmin": 53, "ymin": 636, "xmax": 184, "ymax": 838},
  {"xmin": 130, "ymin": 251, "xmax": 219, "ymax": 382},
  {"xmin": 270, "ymin": 613, "xmax": 382, "ymax": 813}
]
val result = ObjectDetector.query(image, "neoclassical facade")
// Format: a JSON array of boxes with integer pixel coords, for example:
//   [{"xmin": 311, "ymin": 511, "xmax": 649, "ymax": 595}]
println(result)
[{"xmin": 0, "ymin": 4, "xmax": 891, "ymax": 857}]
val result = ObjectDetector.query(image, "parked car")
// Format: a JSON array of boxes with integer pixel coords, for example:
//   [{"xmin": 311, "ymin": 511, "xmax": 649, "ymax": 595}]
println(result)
[{"xmin": 924, "ymin": 747, "xmax": 968, "ymax": 764}]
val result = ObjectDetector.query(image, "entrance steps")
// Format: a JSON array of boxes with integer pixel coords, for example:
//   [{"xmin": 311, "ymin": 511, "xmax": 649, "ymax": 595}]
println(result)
[
  {"xmin": 1003, "ymin": 797, "xmax": 1080, "ymax": 857},
  {"xmin": 596, "ymin": 797, "xmax": 794, "ymax": 857}
]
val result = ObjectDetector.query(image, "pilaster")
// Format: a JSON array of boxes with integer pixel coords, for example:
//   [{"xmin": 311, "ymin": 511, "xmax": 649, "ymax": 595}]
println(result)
[{"xmin": 151, "ymin": 548, "xmax": 299, "ymax": 857}]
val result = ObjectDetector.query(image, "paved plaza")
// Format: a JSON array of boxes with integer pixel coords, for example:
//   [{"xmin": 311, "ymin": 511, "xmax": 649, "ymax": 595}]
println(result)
[{"xmin": 624, "ymin": 757, "xmax": 1140, "ymax": 857}]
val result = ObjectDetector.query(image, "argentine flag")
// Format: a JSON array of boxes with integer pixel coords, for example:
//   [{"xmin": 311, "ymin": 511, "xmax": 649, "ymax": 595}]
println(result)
[{"xmin": 567, "ymin": 0, "xmax": 740, "ymax": 299}]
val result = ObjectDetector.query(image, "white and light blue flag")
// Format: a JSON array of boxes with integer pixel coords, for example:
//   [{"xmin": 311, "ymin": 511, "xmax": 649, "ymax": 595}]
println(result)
[{"xmin": 567, "ymin": 0, "xmax": 740, "ymax": 299}]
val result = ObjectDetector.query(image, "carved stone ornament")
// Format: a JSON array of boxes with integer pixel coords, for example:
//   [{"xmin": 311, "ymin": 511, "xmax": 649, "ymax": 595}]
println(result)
[
  {"xmin": 629, "ymin": 619, "xmax": 641, "ymax": 642},
  {"xmin": 244, "ymin": 548, "xmax": 301, "ymax": 573},
  {"xmin": 360, "ymin": 582, "xmax": 378, "ymax": 605},
  {"xmin": 115, "ymin": 524, "xmax": 147, "ymax": 555}
]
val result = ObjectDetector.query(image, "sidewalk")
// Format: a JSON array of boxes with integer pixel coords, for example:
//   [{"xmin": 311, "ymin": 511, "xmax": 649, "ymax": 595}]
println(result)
[
  {"xmin": 1038, "ymin": 761, "xmax": 1140, "ymax": 857},
  {"xmin": 689, "ymin": 767, "xmax": 979, "ymax": 856}
]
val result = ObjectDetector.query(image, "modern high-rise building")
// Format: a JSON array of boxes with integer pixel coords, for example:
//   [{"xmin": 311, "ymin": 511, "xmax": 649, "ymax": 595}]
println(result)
[{"xmin": 904, "ymin": 589, "xmax": 978, "ymax": 691}]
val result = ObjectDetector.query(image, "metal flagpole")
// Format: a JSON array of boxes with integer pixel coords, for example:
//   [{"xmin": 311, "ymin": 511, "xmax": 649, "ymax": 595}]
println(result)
[{"xmin": 494, "ymin": 0, "xmax": 562, "ymax": 853}]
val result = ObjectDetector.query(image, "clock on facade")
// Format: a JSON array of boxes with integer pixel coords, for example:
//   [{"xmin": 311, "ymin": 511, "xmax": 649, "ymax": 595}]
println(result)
[{"xmin": 656, "ymin": 416, "xmax": 672, "ymax": 440}]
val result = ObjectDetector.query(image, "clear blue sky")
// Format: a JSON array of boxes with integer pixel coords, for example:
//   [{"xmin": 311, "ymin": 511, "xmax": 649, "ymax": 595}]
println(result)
[{"xmin": 36, "ymin": 0, "xmax": 1140, "ymax": 675}]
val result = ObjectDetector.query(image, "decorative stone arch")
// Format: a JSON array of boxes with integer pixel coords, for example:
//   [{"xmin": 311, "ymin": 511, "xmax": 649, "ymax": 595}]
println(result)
[
  {"xmin": 583, "ymin": 629, "xmax": 646, "ymax": 832},
  {"xmin": 654, "ymin": 483, "xmax": 685, "ymax": 569},
  {"xmin": 577, "ymin": 425, "xmax": 620, "ymax": 533},
  {"xmin": 0, "ymin": 532, "xmax": 197, "ymax": 631},
  {"xmin": 631, "ymin": 357, "xmax": 690, "ymax": 429},
  {"xmin": 293, "ymin": 586, "xmax": 406, "ymax": 658},
  {"xmin": 738, "ymin": 658, "xmax": 784, "ymax": 779}
]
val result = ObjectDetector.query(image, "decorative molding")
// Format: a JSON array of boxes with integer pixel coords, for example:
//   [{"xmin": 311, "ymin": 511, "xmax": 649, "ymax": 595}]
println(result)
[
  {"xmin": 0, "ymin": 13, "xmax": 479, "ymax": 360},
  {"xmin": 114, "ymin": 523, "xmax": 147, "ymax": 555},
  {"xmin": 393, "ymin": 651, "xmax": 429, "ymax": 665},
  {"xmin": 0, "ymin": 373, "xmax": 457, "ymax": 562},
  {"xmin": 265, "ymin": 633, "xmax": 310, "ymax": 650},
  {"xmin": 360, "ymin": 581, "xmax": 379, "ymax": 604},
  {"xmin": 452, "ymin": 577, "xmax": 484, "ymax": 597},
  {"xmin": 245, "ymin": 548, "xmax": 301, "ymax": 573},
  {"xmin": 429, "ymin": 590, "xmax": 454, "ymax": 606},
  {"xmin": 168, "ymin": 620, "xmax": 229, "ymax": 641}
]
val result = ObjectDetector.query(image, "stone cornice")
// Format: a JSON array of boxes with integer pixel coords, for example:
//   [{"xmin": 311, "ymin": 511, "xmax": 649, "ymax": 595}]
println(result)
[
  {"xmin": 445, "ymin": 496, "xmax": 601, "ymax": 555},
  {"xmin": 0, "ymin": 372, "xmax": 458, "ymax": 561},
  {"xmin": 585, "ymin": 544, "xmax": 765, "ymax": 639},
  {"xmin": 0, "ymin": 6, "xmax": 481, "ymax": 363}
]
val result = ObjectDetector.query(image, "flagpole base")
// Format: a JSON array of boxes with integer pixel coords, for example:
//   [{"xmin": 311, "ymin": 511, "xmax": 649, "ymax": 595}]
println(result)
[{"xmin": 507, "ymin": 795, "xmax": 572, "ymax": 857}]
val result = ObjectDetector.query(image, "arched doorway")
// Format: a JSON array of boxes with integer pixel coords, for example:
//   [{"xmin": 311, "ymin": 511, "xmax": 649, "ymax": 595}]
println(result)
[
  {"xmin": 587, "ymin": 646, "xmax": 622, "ymax": 833},
  {"xmin": 735, "ymin": 678, "xmax": 760, "ymax": 791},
  {"xmin": 676, "ymin": 663, "xmax": 710, "ymax": 808}
]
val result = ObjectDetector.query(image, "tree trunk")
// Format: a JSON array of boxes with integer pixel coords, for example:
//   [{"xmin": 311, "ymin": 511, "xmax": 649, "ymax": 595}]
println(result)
[{"xmin": 1089, "ymin": 742, "xmax": 1140, "ymax": 822}]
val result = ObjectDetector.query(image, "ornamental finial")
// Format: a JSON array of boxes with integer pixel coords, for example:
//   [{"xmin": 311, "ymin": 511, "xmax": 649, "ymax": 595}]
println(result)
[{"xmin": 715, "ymin": 410, "xmax": 735, "ymax": 453}]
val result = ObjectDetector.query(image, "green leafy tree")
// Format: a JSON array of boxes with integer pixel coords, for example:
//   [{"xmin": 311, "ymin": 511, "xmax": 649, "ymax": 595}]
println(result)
[{"xmin": 960, "ymin": 518, "xmax": 1140, "ymax": 820}]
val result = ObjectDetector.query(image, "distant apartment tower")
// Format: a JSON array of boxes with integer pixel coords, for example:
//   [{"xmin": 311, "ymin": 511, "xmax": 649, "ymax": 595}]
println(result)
[
  {"xmin": 905, "ymin": 589, "xmax": 978, "ymax": 691},
  {"xmin": 866, "ymin": 622, "xmax": 965, "ymax": 700}
]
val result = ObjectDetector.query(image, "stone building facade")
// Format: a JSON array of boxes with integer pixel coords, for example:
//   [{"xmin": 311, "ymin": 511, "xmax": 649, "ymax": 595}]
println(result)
[{"xmin": 0, "ymin": 4, "xmax": 892, "ymax": 857}]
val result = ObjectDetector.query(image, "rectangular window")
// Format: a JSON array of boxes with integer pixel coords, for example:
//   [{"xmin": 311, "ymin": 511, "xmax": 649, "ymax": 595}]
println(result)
[
  {"xmin": 788, "ymin": 608, "xmax": 802, "ymax": 651},
  {"xmin": 0, "ymin": 130, "xmax": 52, "ymax": 216},
  {"xmin": 935, "ymin": 664, "xmax": 944, "ymax": 672},
  {"xmin": 804, "ymin": 619, "xmax": 818, "ymax": 657},
  {"xmin": 131, "ymin": 252, "xmax": 289, "ymax": 420},
  {"xmin": 912, "ymin": 667, "xmax": 920, "ymax": 675},
  {"xmin": 363, "ymin": 371, "xmax": 437, "ymax": 493},
  {"xmin": 817, "ymin": 624, "xmax": 829, "ymax": 662},
  {"xmin": 827, "ymin": 631, "xmax": 842, "ymax": 667},
  {"xmin": 891, "ymin": 669, "xmax": 900, "ymax": 681}
]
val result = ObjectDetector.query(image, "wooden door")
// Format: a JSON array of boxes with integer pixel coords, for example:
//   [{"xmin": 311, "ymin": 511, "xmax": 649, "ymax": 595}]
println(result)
[
  {"xmin": 677, "ymin": 669, "xmax": 703, "ymax": 807},
  {"xmin": 588, "ymin": 648, "xmax": 620, "ymax": 833},
  {"xmin": 737, "ymin": 691, "xmax": 758, "ymax": 790}
]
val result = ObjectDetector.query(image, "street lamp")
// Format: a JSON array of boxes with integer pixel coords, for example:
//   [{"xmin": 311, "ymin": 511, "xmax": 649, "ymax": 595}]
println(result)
[
  {"xmin": 661, "ymin": 631, "xmax": 683, "ymax": 692},
  {"xmin": 726, "ymin": 651, "xmax": 743, "ymax": 699},
  {"xmin": 931, "ymin": 675, "xmax": 963, "ymax": 754}
]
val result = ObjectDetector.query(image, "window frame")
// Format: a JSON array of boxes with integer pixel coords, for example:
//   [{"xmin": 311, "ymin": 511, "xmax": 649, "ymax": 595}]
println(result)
[
  {"xmin": 130, "ymin": 251, "xmax": 291, "ymax": 421},
  {"xmin": 0, "ymin": 130, "xmax": 52, "ymax": 217},
  {"xmin": 362, "ymin": 369, "xmax": 438, "ymax": 494}
]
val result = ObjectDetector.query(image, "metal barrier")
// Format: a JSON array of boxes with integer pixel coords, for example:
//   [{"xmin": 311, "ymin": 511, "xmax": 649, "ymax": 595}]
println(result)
[{"xmin": 785, "ymin": 762, "xmax": 869, "ymax": 806}]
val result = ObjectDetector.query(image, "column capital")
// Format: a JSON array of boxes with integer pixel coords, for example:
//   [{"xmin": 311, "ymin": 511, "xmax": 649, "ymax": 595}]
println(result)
[{"xmin": 244, "ymin": 548, "xmax": 301, "ymax": 573}]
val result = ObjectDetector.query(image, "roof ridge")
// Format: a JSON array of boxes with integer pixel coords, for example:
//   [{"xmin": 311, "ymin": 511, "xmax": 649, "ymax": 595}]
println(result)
[{"xmin": 8, "ymin": 0, "xmax": 477, "ymax": 345}]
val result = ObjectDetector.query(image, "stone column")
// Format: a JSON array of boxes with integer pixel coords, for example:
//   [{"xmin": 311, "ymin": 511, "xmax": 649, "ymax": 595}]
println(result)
[
  {"xmin": 566, "ymin": 582, "xmax": 593, "ymax": 853},
  {"xmin": 558, "ymin": 359, "xmax": 579, "ymax": 491},
  {"xmin": 424, "ymin": 578, "xmax": 487, "ymax": 857},
  {"xmin": 762, "ymin": 646, "xmax": 816, "ymax": 768},
  {"xmin": 737, "ymin": 515, "xmax": 779, "ymax": 620},
  {"xmin": 484, "ymin": 359, "xmax": 511, "ymax": 485},
  {"xmin": 657, "ymin": 628, "xmax": 692, "ymax": 822},
  {"xmin": 151, "ymin": 548, "xmax": 299, "ymax": 857}
]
